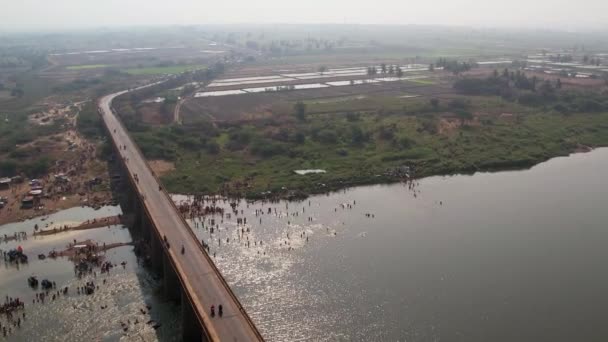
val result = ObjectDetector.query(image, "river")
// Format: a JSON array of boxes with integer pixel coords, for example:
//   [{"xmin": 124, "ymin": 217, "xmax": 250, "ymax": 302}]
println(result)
[
  {"xmin": 203, "ymin": 147, "xmax": 608, "ymax": 342},
  {"xmin": 2, "ymin": 148, "xmax": 608, "ymax": 341}
]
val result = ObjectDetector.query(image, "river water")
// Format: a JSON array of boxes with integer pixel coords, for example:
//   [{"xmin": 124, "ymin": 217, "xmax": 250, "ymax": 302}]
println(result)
[
  {"xmin": 2, "ymin": 148, "xmax": 608, "ymax": 341},
  {"xmin": 0, "ymin": 206, "xmax": 181, "ymax": 341},
  {"xmin": 200, "ymin": 148, "xmax": 608, "ymax": 342}
]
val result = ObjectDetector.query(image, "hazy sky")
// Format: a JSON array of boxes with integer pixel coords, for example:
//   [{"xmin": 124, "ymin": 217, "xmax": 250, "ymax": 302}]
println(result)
[{"xmin": 1, "ymin": 0, "xmax": 607, "ymax": 31}]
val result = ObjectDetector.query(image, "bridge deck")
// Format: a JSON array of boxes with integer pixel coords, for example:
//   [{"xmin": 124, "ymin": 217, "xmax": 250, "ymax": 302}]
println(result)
[{"xmin": 99, "ymin": 90, "xmax": 263, "ymax": 342}]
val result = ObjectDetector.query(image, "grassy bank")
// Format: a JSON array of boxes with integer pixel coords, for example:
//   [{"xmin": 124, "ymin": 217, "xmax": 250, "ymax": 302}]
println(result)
[{"xmin": 125, "ymin": 94, "xmax": 608, "ymax": 199}]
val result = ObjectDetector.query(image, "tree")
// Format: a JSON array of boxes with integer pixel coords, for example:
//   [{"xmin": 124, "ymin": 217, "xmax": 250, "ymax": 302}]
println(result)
[
  {"xmin": 430, "ymin": 98, "xmax": 440, "ymax": 110},
  {"xmin": 429, "ymin": 63, "xmax": 435, "ymax": 72},
  {"xmin": 294, "ymin": 101, "xmax": 307, "ymax": 121},
  {"xmin": 388, "ymin": 65, "xmax": 395, "ymax": 74},
  {"xmin": 448, "ymin": 98, "xmax": 470, "ymax": 110},
  {"xmin": 318, "ymin": 65, "xmax": 327, "ymax": 74},
  {"xmin": 0, "ymin": 160, "xmax": 17, "ymax": 177},
  {"xmin": 396, "ymin": 66, "xmax": 403, "ymax": 78},
  {"xmin": 539, "ymin": 80, "xmax": 554, "ymax": 97},
  {"xmin": 583, "ymin": 55, "xmax": 590, "ymax": 64},
  {"xmin": 367, "ymin": 66, "xmax": 378, "ymax": 77},
  {"xmin": 456, "ymin": 110, "xmax": 473, "ymax": 126},
  {"xmin": 346, "ymin": 111, "xmax": 360, "ymax": 122},
  {"xmin": 351, "ymin": 126, "xmax": 366, "ymax": 146},
  {"xmin": 206, "ymin": 141, "xmax": 220, "ymax": 154},
  {"xmin": 493, "ymin": 69, "xmax": 499, "ymax": 78},
  {"xmin": 381, "ymin": 63, "xmax": 387, "ymax": 74},
  {"xmin": 556, "ymin": 78, "xmax": 562, "ymax": 89},
  {"xmin": 293, "ymin": 132, "xmax": 305, "ymax": 144},
  {"xmin": 11, "ymin": 88, "xmax": 24, "ymax": 98}
]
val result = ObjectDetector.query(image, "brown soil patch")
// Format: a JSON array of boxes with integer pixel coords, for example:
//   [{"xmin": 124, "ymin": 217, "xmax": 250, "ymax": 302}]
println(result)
[
  {"xmin": 186, "ymin": 80, "xmax": 446, "ymax": 123},
  {"xmin": 438, "ymin": 118, "xmax": 461, "ymax": 135},
  {"xmin": 0, "ymin": 105, "xmax": 113, "ymax": 225},
  {"xmin": 138, "ymin": 103, "xmax": 174, "ymax": 125},
  {"xmin": 149, "ymin": 160, "xmax": 175, "ymax": 176}
]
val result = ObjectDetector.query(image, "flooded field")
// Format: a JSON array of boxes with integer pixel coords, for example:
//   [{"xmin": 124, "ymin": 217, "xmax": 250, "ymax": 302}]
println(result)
[
  {"xmin": 194, "ymin": 89, "xmax": 247, "ymax": 97},
  {"xmin": 195, "ymin": 75, "xmax": 429, "ymax": 98}
]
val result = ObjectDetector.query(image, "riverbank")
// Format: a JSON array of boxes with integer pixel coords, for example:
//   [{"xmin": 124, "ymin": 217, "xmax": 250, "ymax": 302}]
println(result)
[
  {"xmin": 161, "ymin": 114, "xmax": 608, "ymax": 200},
  {"xmin": 204, "ymin": 146, "xmax": 608, "ymax": 341}
]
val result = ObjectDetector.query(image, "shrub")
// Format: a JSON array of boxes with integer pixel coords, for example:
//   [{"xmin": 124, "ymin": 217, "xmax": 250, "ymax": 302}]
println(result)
[
  {"xmin": 206, "ymin": 141, "xmax": 220, "ymax": 154},
  {"xmin": 316, "ymin": 129, "xmax": 338, "ymax": 144}
]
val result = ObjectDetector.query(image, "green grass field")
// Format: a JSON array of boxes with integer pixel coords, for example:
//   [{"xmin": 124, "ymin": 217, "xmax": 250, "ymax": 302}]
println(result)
[
  {"xmin": 123, "ymin": 64, "xmax": 206, "ymax": 75},
  {"xmin": 66, "ymin": 64, "xmax": 109, "ymax": 70},
  {"xmin": 408, "ymin": 79, "xmax": 437, "ymax": 85}
]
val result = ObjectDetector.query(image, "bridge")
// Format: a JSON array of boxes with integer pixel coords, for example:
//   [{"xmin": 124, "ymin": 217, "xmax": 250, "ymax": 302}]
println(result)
[{"xmin": 98, "ymin": 88, "xmax": 264, "ymax": 342}]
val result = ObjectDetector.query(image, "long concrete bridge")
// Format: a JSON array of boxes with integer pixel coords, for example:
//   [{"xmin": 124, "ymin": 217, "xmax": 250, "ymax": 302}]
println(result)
[{"xmin": 98, "ymin": 88, "xmax": 264, "ymax": 342}]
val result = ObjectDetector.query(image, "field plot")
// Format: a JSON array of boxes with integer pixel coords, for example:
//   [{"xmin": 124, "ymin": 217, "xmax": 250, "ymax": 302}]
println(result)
[
  {"xmin": 124, "ymin": 64, "xmax": 207, "ymax": 75},
  {"xmin": 65, "ymin": 64, "xmax": 109, "ymax": 70}
]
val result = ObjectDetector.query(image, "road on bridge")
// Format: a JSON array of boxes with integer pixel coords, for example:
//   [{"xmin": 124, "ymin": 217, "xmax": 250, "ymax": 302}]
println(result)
[{"xmin": 99, "ymin": 88, "xmax": 264, "ymax": 342}]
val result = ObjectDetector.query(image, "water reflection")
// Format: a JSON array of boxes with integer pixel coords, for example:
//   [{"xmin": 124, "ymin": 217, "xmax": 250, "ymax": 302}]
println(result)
[{"xmin": 182, "ymin": 148, "xmax": 608, "ymax": 341}]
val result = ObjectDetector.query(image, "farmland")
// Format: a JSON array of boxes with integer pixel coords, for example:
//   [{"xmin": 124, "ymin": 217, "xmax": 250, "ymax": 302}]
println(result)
[
  {"xmin": 123, "ymin": 64, "xmax": 207, "ymax": 75},
  {"xmin": 3, "ymin": 25, "xmax": 608, "ymax": 201},
  {"xmin": 117, "ymin": 55, "xmax": 608, "ymax": 199},
  {"xmin": 66, "ymin": 64, "xmax": 109, "ymax": 70}
]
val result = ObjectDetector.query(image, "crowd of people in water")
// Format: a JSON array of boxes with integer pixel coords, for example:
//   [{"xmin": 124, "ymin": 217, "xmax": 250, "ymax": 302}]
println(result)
[
  {"xmin": 171, "ymin": 193, "xmax": 380, "ymax": 261},
  {"xmin": 0, "ymin": 230, "xmax": 142, "ymax": 339},
  {"xmin": 0, "ymin": 296, "xmax": 25, "ymax": 337},
  {"xmin": 0, "ymin": 179, "xmax": 429, "ymax": 339},
  {"xmin": 1, "ymin": 231, "xmax": 28, "ymax": 243}
]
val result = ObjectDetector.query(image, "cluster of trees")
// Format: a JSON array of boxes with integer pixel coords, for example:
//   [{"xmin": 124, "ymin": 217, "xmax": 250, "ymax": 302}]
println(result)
[
  {"xmin": 511, "ymin": 60, "xmax": 528, "ymax": 68},
  {"xmin": 53, "ymin": 78, "xmax": 102, "ymax": 94},
  {"xmin": 453, "ymin": 69, "xmax": 608, "ymax": 114},
  {"xmin": 0, "ymin": 157, "xmax": 50, "ymax": 178},
  {"xmin": 529, "ymin": 90, "xmax": 608, "ymax": 113},
  {"xmin": 436, "ymin": 58, "xmax": 474, "ymax": 74},
  {"xmin": 454, "ymin": 68, "xmax": 561, "ymax": 98},
  {"xmin": 548, "ymin": 54, "xmax": 573, "ymax": 63},
  {"xmin": 367, "ymin": 64, "xmax": 404, "ymax": 77},
  {"xmin": 582, "ymin": 55, "xmax": 602, "ymax": 66},
  {"xmin": 76, "ymin": 102, "xmax": 103, "ymax": 138},
  {"xmin": 243, "ymin": 37, "xmax": 342, "ymax": 55},
  {"xmin": 0, "ymin": 47, "xmax": 47, "ymax": 70}
]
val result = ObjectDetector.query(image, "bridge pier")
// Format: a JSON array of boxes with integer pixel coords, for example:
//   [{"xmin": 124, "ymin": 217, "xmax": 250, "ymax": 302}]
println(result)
[
  {"xmin": 140, "ymin": 212, "xmax": 152, "ymax": 243},
  {"xmin": 163, "ymin": 253, "xmax": 181, "ymax": 302},
  {"xmin": 182, "ymin": 289, "xmax": 205, "ymax": 342},
  {"xmin": 131, "ymin": 200, "xmax": 142, "ymax": 232},
  {"xmin": 150, "ymin": 231, "xmax": 163, "ymax": 275}
]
